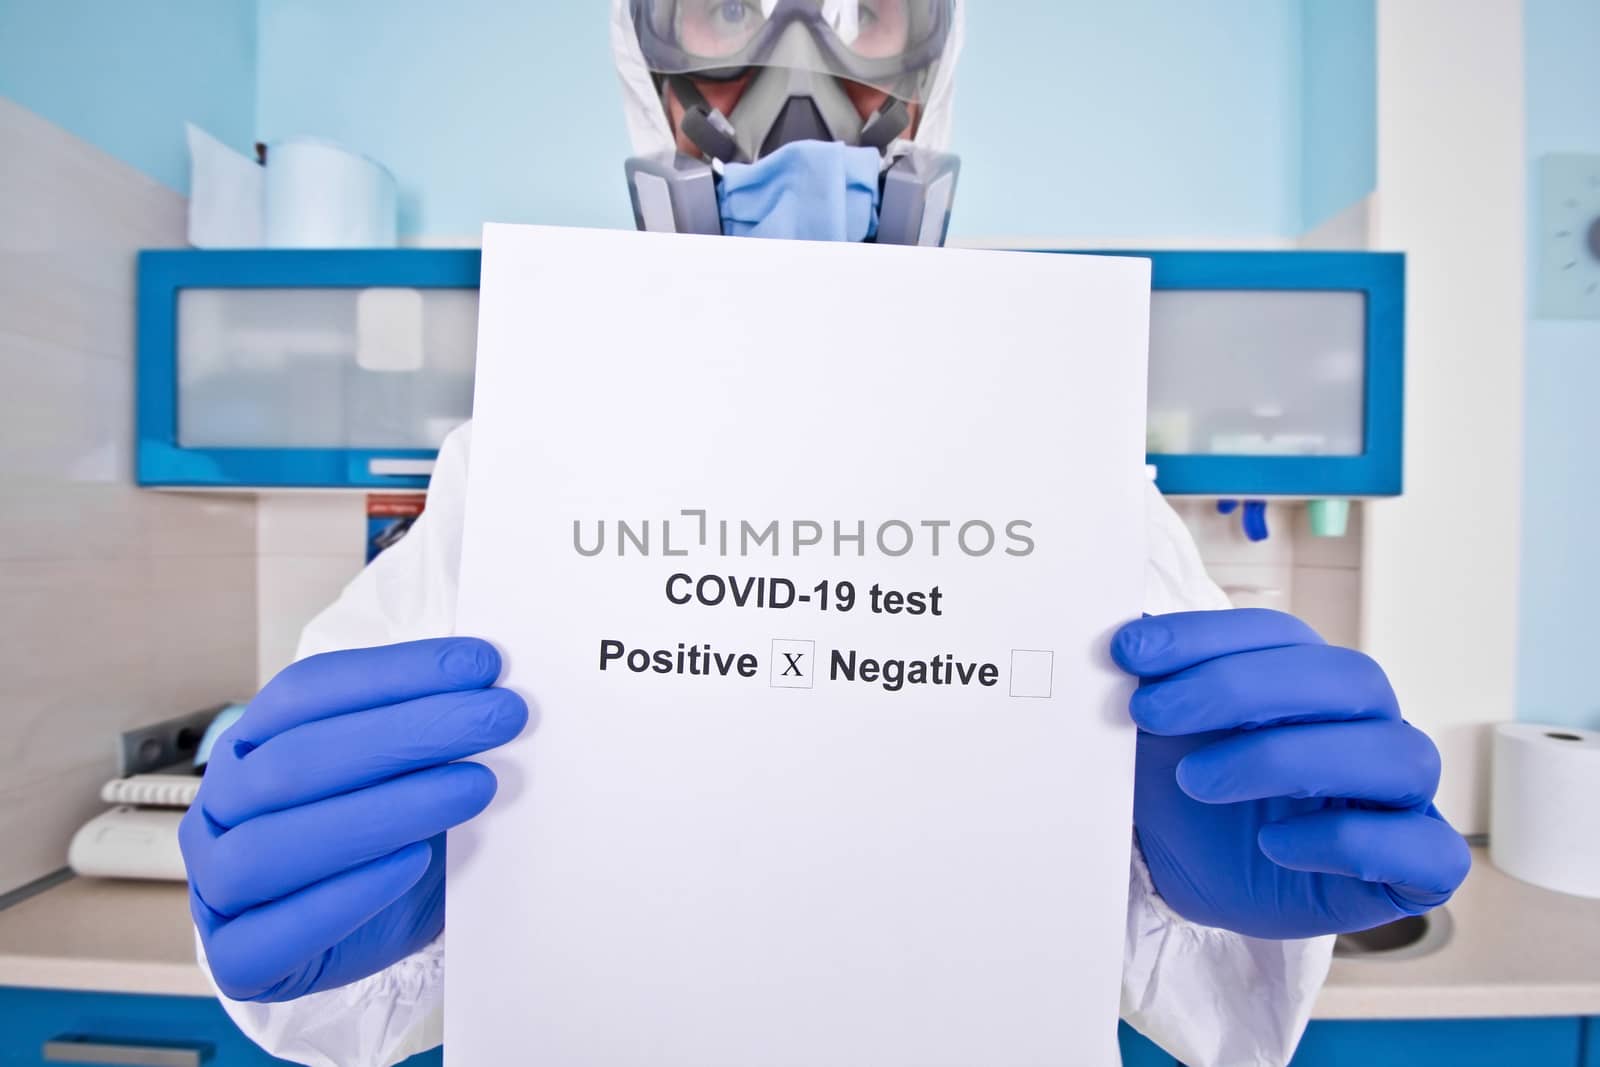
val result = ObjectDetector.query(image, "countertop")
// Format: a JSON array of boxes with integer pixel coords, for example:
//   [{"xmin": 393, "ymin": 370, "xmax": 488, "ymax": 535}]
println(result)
[
  {"xmin": 1317, "ymin": 846, "xmax": 1600, "ymax": 1019},
  {"xmin": 1, "ymin": 848, "xmax": 1597, "ymax": 1015},
  {"xmin": 0, "ymin": 876, "xmax": 210, "ymax": 996}
]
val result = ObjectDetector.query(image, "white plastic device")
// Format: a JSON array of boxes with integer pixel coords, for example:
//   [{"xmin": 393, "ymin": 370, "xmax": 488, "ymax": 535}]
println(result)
[{"xmin": 67, "ymin": 807, "xmax": 186, "ymax": 882}]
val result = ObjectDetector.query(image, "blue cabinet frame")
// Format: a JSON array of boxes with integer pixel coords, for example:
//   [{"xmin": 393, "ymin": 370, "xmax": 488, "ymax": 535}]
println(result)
[
  {"xmin": 140, "ymin": 248, "xmax": 1402, "ymax": 496},
  {"xmin": 1123, "ymin": 1016, "xmax": 1592, "ymax": 1067},
  {"xmin": 1039, "ymin": 250, "xmax": 1406, "ymax": 498},
  {"xmin": 137, "ymin": 249, "xmax": 481, "ymax": 490}
]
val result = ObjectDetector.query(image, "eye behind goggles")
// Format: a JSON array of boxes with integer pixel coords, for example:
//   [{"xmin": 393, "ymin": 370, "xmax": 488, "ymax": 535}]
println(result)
[{"xmin": 632, "ymin": 0, "xmax": 953, "ymax": 97}]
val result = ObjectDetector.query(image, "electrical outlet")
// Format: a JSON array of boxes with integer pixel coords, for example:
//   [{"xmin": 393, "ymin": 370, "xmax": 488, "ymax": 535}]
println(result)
[
  {"xmin": 118, "ymin": 706, "xmax": 229, "ymax": 776},
  {"xmin": 1537, "ymin": 153, "xmax": 1600, "ymax": 319}
]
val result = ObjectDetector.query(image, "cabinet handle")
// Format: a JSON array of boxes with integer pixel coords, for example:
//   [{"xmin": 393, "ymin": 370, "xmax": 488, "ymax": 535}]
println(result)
[
  {"xmin": 368, "ymin": 458, "xmax": 436, "ymax": 477},
  {"xmin": 42, "ymin": 1036, "xmax": 209, "ymax": 1067}
]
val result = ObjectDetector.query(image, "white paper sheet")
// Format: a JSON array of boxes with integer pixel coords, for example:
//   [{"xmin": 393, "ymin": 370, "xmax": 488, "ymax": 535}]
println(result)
[{"xmin": 447, "ymin": 224, "xmax": 1151, "ymax": 1066}]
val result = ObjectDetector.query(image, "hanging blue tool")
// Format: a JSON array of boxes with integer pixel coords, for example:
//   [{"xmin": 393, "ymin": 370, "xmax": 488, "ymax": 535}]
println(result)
[{"xmin": 1217, "ymin": 499, "xmax": 1271, "ymax": 543}]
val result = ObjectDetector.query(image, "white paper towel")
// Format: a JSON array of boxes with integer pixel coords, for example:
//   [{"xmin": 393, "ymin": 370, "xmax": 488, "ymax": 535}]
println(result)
[
  {"xmin": 1490, "ymin": 722, "xmax": 1600, "ymax": 898},
  {"xmin": 186, "ymin": 123, "xmax": 264, "ymax": 247},
  {"xmin": 186, "ymin": 126, "xmax": 398, "ymax": 248},
  {"xmin": 263, "ymin": 137, "xmax": 398, "ymax": 248}
]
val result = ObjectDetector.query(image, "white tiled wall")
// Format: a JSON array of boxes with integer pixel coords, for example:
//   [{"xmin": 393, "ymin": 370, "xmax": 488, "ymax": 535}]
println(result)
[
  {"xmin": 1170, "ymin": 498, "xmax": 1365, "ymax": 649},
  {"xmin": 0, "ymin": 100, "xmax": 258, "ymax": 894},
  {"xmin": 256, "ymin": 496, "xmax": 368, "ymax": 686}
]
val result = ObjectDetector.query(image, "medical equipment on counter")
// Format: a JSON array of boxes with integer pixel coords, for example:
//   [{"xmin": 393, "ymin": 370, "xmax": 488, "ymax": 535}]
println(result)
[
  {"xmin": 101, "ymin": 773, "xmax": 200, "ymax": 809},
  {"xmin": 194, "ymin": 703, "xmax": 246, "ymax": 765},
  {"xmin": 67, "ymin": 706, "xmax": 244, "ymax": 883},
  {"xmin": 70, "ymin": 773, "xmax": 198, "ymax": 882},
  {"xmin": 1491, "ymin": 724, "xmax": 1600, "ymax": 898},
  {"xmin": 69, "ymin": 808, "xmax": 187, "ymax": 882}
]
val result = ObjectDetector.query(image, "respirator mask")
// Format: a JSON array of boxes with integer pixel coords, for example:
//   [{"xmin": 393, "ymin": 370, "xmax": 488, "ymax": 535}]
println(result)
[{"xmin": 626, "ymin": 0, "xmax": 960, "ymax": 246}]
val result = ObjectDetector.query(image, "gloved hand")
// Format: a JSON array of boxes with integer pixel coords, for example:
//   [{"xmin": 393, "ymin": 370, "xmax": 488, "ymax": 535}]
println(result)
[
  {"xmin": 718, "ymin": 139, "xmax": 881, "ymax": 242},
  {"xmin": 179, "ymin": 638, "xmax": 527, "ymax": 1002},
  {"xmin": 1112, "ymin": 609, "xmax": 1471, "ymax": 940}
]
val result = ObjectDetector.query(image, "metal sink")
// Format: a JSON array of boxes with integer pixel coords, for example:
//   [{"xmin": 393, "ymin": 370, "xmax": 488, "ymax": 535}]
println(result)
[{"xmin": 1333, "ymin": 908, "xmax": 1453, "ymax": 961}]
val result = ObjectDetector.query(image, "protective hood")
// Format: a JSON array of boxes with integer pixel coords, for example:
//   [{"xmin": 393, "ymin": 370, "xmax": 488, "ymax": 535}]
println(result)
[{"xmin": 609, "ymin": 0, "xmax": 964, "ymax": 159}]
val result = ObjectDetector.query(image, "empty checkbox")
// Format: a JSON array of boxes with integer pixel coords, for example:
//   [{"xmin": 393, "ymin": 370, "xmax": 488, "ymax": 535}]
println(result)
[{"xmin": 1010, "ymin": 650, "xmax": 1054, "ymax": 698}]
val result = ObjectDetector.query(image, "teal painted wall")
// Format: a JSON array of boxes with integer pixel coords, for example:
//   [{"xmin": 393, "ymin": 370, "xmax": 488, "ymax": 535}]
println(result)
[
  {"xmin": 1299, "ymin": 0, "xmax": 1376, "ymax": 231},
  {"xmin": 254, "ymin": 1, "xmax": 632, "ymax": 236},
  {"xmin": 255, "ymin": 0, "xmax": 1356, "ymax": 241},
  {"xmin": 0, "ymin": 0, "xmax": 258, "ymax": 193},
  {"xmin": 1517, "ymin": 0, "xmax": 1600, "ymax": 730},
  {"xmin": 2, "ymin": 1, "xmax": 1378, "ymax": 240},
  {"xmin": 954, "ymin": 0, "xmax": 1303, "ymax": 239}
]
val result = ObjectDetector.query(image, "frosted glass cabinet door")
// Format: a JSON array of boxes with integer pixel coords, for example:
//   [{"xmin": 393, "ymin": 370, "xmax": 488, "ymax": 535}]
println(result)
[
  {"xmin": 1146, "ymin": 290, "xmax": 1367, "ymax": 458},
  {"xmin": 176, "ymin": 287, "xmax": 478, "ymax": 450},
  {"xmin": 139, "ymin": 249, "xmax": 483, "ymax": 488},
  {"xmin": 1062, "ymin": 250, "xmax": 1405, "ymax": 498},
  {"xmin": 1152, "ymin": 292, "xmax": 1363, "ymax": 460}
]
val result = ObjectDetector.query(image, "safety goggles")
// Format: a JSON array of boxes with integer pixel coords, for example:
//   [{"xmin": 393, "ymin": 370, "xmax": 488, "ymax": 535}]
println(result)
[{"xmin": 632, "ymin": 0, "xmax": 954, "ymax": 97}]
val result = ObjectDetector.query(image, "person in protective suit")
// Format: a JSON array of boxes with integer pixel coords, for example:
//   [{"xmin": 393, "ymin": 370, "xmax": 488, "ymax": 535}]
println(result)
[{"xmin": 180, "ymin": 5, "xmax": 1470, "ymax": 1066}]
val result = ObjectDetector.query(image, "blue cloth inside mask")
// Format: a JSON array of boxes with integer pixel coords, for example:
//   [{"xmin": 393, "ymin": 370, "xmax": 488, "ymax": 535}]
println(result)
[{"xmin": 717, "ymin": 140, "xmax": 882, "ymax": 242}]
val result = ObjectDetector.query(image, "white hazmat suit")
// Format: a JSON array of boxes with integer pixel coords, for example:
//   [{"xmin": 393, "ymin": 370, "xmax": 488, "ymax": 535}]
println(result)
[{"xmin": 199, "ymin": 3, "xmax": 1334, "ymax": 1064}]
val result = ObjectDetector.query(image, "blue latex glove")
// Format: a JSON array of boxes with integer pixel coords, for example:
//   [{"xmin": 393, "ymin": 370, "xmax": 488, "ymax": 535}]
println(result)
[
  {"xmin": 1112, "ymin": 609, "xmax": 1471, "ymax": 940},
  {"xmin": 718, "ymin": 139, "xmax": 881, "ymax": 242},
  {"xmin": 179, "ymin": 638, "xmax": 527, "ymax": 1002}
]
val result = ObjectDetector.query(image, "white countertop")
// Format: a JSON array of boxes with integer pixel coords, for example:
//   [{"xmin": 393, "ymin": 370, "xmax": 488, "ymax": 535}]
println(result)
[
  {"xmin": 2, "ymin": 848, "xmax": 1597, "ymax": 1015},
  {"xmin": 1316, "ymin": 847, "xmax": 1600, "ymax": 1019},
  {"xmin": 0, "ymin": 876, "xmax": 210, "ymax": 996}
]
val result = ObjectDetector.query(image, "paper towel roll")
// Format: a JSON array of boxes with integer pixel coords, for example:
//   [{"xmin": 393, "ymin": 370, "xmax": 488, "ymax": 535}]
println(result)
[
  {"xmin": 263, "ymin": 137, "xmax": 398, "ymax": 248},
  {"xmin": 1489, "ymin": 723, "xmax": 1600, "ymax": 898}
]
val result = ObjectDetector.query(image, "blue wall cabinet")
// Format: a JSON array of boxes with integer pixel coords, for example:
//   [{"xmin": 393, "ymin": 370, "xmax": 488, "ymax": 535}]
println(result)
[
  {"xmin": 1041, "ymin": 251, "xmax": 1405, "ymax": 498},
  {"xmin": 141, "ymin": 249, "xmax": 1401, "ymax": 494},
  {"xmin": 0, "ymin": 986, "xmax": 443, "ymax": 1065},
  {"xmin": 138, "ymin": 250, "xmax": 481, "ymax": 490}
]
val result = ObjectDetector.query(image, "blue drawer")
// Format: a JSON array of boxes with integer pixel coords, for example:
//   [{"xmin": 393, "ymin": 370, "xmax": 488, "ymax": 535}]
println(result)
[
  {"xmin": 1288, "ymin": 1016, "xmax": 1584, "ymax": 1067},
  {"xmin": 0, "ymin": 987, "xmax": 442, "ymax": 1066},
  {"xmin": 1120, "ymin": 1016, "xmax": 1588, "ymax": 1067},
  {"xmin": 2, "ymin": 991, "xmax": 1586, "ymax": 1066},
  {"xmin": 1119, "ymin": 1020, "xmax": 1177, "ymax": 1065}
]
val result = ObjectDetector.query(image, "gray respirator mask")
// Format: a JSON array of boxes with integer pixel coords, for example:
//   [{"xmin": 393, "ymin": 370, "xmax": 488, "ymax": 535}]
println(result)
[{"xmin": 624, "ymin": 0, "xmax": 960, "ymax": 246}]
